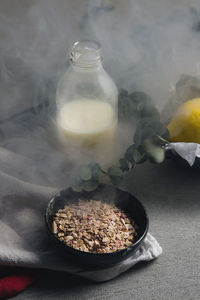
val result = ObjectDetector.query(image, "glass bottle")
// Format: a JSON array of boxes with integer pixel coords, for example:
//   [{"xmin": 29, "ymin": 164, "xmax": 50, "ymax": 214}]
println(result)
[{"xmin": 56, "ymin": 40, "xmax": 118, "ymax": 167}]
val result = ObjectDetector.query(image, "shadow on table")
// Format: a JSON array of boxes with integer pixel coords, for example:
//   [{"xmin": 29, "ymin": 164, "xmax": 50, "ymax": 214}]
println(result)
[{"xmin": 32, "ymin": 260, "xmax": 155, "ymax": 291}]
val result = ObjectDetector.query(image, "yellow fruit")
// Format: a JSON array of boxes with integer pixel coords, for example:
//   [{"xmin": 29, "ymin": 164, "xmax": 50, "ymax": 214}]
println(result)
[{"xmin": 168, "ymin": 98, "xmax": 200, "ymax": 143}]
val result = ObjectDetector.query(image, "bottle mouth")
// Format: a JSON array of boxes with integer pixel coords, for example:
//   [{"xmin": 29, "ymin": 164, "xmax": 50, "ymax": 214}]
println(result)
[{"xmin": 69, "ymin": 40, "xmax": 102, "ymax": 67}]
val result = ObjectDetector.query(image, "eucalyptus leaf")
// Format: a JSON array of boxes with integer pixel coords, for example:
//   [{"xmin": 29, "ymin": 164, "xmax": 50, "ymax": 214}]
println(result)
[
  {"xmin": 109, "ymin": 175, "xmax": 123, "ymax": 186},
  {"xmin": 143, "ymin": 139, "xmax": 165, "ymax": 164},
  {"xmin": 119, "ymin": 89, "xmax": 159, "ymax": 122},
  {"xmin": 137, "ymin": 101, "xmax": 145, "ymax": 112},
  {"xmin": 118, "ymin": 89, "xmax": 133, "ymax": 121},
  {"xmin": 79, "ymin": 165, "xmax": 92, "ymax": 181},
  {"xmin": 90, "ymin": 163, "xmax": 103, "ymax": 180},
  {"xmin": 108, "ymin": 166, "xmax": 123, "ymax": 177},
  {"xmin": 119, "ymin": 88, "xmax": 129, "ymax": 99},
  {"xmin": 176, "ymin": 74, "xmax": 200, "ymax": 92},
  {"xmin": 134, "ymin": 120, "xmax": 155, "ymax": 146},
  {"xmin": 119, "ymin": 158, "xmax": 130, "ymax": 171},
  {"xmin": 108, "ymin": 166, "xmax": 123, "ymax": 186},
  {"xmin": 134, "ymin": 117, "xmax": 165, "ymax": 146},
  {"xmin": 129, "ymin": 91, "xmax": 159, "ymax": 119},
  {"xmin": 83, "ymin": 180, "xmax": 99, "ymax": 192},
  {"xmin": 72, "ymin": 179, "xmax": 84, "ymax": 192},
  {"xmin": 125, "ymin": 145, "xmax": 135, "ymax": 164},
  {"xmin": 129, "ymin": 91, "xmax": 152, "ymax": 103},
  {"xmin": 132, "ymin": 147, "xmax": 147, "ymax": 164},
  {"xmin": 141, "ymin": 104, "xmax": 159, "ymax": 119},
  {"xmin": 152, "ymin": 135, "xmax": 169, "ymax": 147}
]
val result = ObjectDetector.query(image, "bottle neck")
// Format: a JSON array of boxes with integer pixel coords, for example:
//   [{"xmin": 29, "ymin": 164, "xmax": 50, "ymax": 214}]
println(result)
[
  {"xmin": 71, "ymin": 61, "xmax": 103, "ymax": 72},
  {"xmin": 69, "ymin": 40, "xmax": 102, "ymax": 71}
]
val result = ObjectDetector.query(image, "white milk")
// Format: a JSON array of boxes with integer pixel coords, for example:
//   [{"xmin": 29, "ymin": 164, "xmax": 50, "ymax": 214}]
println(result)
[{"xmin": 56, "ymin": 99, "xmax": 117, "ymax": 166}]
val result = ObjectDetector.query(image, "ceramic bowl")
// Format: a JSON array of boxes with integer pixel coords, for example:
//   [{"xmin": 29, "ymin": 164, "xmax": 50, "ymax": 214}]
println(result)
[{"xmin": 45, "ymin": 184, "xmax": 149, "ymax": 267}]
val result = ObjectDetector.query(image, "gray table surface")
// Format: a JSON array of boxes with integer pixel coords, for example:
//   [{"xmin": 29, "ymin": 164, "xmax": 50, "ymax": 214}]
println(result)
[{"xmin": 12, "ymin": 159, "xmax": 200, "ymax": 300}]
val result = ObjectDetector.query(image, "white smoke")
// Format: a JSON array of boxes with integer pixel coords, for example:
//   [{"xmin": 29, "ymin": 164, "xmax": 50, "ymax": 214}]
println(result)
[
  {"xmin": 87, "ymin": 0, "xmax": 200, "ymax": 109},
  {"xmin": 1, "ymin": 0, "xmax": 200, "ymax": 186},
  {"xmin": 1, "ymin": 0, "xmax": 200, "ymax": 116}
]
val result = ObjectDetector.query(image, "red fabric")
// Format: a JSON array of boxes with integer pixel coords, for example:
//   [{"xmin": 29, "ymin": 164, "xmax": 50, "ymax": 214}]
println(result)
[{"xmin": 0, "ymin": 273, "xmax": 35, "ymax": 299}]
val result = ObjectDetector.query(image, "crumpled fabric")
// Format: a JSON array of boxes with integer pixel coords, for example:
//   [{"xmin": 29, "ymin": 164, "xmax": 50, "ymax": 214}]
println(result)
[
  {"xmin": 0, "ymin": 117, "xmax": 162, "ymax": 282},
  {"xmin": 167, "ymin": 142, "xmax": 200, "ymax": 166}
]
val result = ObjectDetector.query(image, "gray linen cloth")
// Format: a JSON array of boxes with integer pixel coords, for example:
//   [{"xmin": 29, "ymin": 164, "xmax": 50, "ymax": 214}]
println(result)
[{"xmin": 0, "ymin": 118, "xmax": 162, "ymax": 282}]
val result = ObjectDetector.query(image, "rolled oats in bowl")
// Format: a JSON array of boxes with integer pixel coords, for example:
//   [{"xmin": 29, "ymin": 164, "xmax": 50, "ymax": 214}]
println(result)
[
  {"xmin": 46, "ymin": 185, "xmax": 148, "ymax": 267},
  {"xmin": 52, "ymin": 199, "xmax": 138, "ymax": 253}
]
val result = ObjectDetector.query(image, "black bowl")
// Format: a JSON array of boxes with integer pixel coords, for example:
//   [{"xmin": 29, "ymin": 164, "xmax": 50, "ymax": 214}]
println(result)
[{"xmin": 45, "ymin": 184, "xmax": 149, "ymax": 268}]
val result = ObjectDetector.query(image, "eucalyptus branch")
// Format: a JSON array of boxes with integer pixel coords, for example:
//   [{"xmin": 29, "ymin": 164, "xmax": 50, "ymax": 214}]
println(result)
[
  {"xmin": 72, "ymin": 89, "xmax": 169, "ymax": 192},
  {"xmin": 157, "ymin": 135, "xmax": 170, "ymax": 145}
]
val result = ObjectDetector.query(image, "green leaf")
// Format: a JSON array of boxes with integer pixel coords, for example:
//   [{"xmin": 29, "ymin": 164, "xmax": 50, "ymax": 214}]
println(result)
[
  {"xmin": 79, "ymin": 165, "xmax": 92, "ymax": 181},
  {"xmin": 125, "ymin": 145, "xmax": 135, "ymax": 164},
  {"xmin": 132, "ymin": 147, "xmax": 147, "ymax": 164},
  {"xmin": 129, "ymin": 91, "xmax": 159, "ymax": 119},
  {"xmin": 109, "ymin": 175, "xmax": 123, "ymax": 186},
  {"xmin": 108, "ymin": 166, "xmax": 123, "ymax": 177},
  {"xmin": 134, "ymin": 117, "xmax": 167, "ymax": 146},
  {"xmin": 119, "ymin": 89, "xmax": 159, "ymax": 123},
  {"xmin": 153, "ymin": 135, "xmax": 169, "ymax": 147},
  {"xmin": 83, "ymin": 180, "xmax": 99, "ymax": 192},
  {"xmin": 90, "ymin": 163, "xmax": 103, "ymax": 180},
  {"xmin": 72, "ymin": 178, "xmax": 84, "ymax": 192},
  {"xmin": 108, "ymin": 166, "xmax": 123, "ymax": 185},
  {"xmin": 134, "ymin": 118, "xmax": 157, "ymax": 146},
  {"xmin": 176, "ymin": 74, "xmax": 200, "ymax": 92},
  {"xmin": 118, "ymin": 89, "xmax": 132, "ymax": 121},
  {"xmin": 119, "ymin": 158, "xmax": 131, "ymax": 171},
  {"xmin": 137, "ymin": 101, "xmax": 145, "ymax": 112},
  {"xmin": 129, "ymin": 91, "xmax": 152, "ymax": 104},
  {"xmin": 143, "ymin": 139, "xmax": 165, "ymax": 164},
  {"xmin": 119, "ymin": 88, "xmax": 129, "ymax": 99}
]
